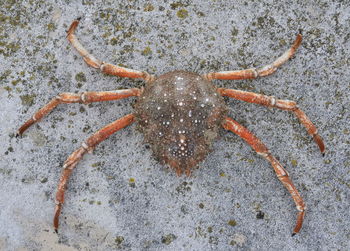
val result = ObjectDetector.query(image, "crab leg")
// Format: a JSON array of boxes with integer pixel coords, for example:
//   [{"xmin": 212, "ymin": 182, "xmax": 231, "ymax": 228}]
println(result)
[
  {"xmin": 54, "ymin": 113, "xmax": 135, "ymax": 231},
  {"xmin": 67, "ymin": 18, "xmax": 154, "ymax": 82},
  {"xmin": 222, "ymin": 117, "xmax": 305, "ymax": 236},
  {"xmin": 203, "ymin": 34, "xmax": 302, "ymax": 81},
  {"xmin": 217, "ymin": 88, "xmax": 325, "ymax": 154},
  {"xmin": 17, "ymin": 88, "xmax": 141, "ymax": 136}
]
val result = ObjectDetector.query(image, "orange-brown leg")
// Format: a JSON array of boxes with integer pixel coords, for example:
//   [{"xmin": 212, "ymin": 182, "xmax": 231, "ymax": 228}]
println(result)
[
  {"xmin": 218, "ymin": 88, "xmax": 325, "ymax": 154},
  {"xmin": 67, "ymin": 18, "xmax": 154, "ymax": 82},
  {"xmin": 203, "ymin": 34, "xmax": 302, "ymax": 81},
  {"xmin": 54, "ymin": 113, "xmax": 135, "ymax": 232},
  {"xmin": 222, "ymin": 117, "xmax": 305, "ymax": 236},
  {"xmin": 17, "ymin": 88, "xmax": 141, "ymax": 136}
]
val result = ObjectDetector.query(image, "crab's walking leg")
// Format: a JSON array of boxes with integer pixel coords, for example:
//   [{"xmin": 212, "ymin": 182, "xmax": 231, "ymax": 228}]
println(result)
[
  {"xmin": 222, "ymin": 117, "xmax": 305, "ymax": 236},
  {"xmin": 17, "ymin": 88, "xmax": 141, "ymax": 136},
  {"xmin": 54, "ymin": 113, "xmax": 135, "ymax": 231},
  {"xmin": 218, "ymin": 88, "xmax": 325, "ymax": 154},
  {"xmin": 203, "ymin": 34, "xmax": 302, "ymax": 81},
  {"xmin": 67, "ymin": 18, "xmax": 154, "ymax": 82}
]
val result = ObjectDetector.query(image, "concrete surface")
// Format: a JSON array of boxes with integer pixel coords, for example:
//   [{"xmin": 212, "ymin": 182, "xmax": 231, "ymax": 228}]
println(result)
[{"xmin": 1, "ymin": 0, "xmax": 349, "ymax": 250}]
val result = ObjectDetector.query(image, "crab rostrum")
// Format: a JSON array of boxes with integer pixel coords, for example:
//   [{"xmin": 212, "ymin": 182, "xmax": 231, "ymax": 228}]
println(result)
[{"xmin": 18, "ymin": 19, "xmax": 325, "ymax": 236}]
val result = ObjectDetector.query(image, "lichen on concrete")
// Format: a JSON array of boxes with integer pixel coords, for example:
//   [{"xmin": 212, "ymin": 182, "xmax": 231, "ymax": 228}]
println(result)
[{"xmin": 1, "ymin": 0, "xmax": 349, "ymax": 250}]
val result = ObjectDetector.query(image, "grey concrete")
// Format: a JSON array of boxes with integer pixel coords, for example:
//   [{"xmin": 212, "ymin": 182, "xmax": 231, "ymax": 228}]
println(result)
[{"xmin": 1, "ymin": 0, "xmax": 349, "ymax": 250}]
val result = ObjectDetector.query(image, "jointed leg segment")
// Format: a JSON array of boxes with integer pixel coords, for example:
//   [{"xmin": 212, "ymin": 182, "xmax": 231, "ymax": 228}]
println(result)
[
  {"xmin": 67, "ymin": 18, "xmax": 154, "ymax": 82},
  {"xmin": 54, "ymin": 113, "xmax": 135, "ymax": 231},
  {"xmin": 17, "ymin": 88, "xmax": 141, "ymax": 136},
  {"xmin": 222, "ymin": 117, "xmax": 305, "ymax": 236},
  {"xmin": 203, "ymin": 34, "xmax": 302, "ymax": 81},
  {"xmin": 217, "ymin": 88, "xmax": 325, "ymax": 154}
]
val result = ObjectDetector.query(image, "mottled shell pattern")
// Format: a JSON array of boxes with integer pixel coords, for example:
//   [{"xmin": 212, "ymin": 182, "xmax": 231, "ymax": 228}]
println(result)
[{"xmin": 135, "ymin": 70, "xmax": 227, "ymax": 176}]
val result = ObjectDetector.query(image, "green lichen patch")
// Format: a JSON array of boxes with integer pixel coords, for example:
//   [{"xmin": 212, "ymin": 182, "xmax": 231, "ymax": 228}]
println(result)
[
  {"xmin": 141, "ymin": 46, "xmax": 152, "ymax": 56},
  {"xmin": 20, "ymin": 94, "xmax": 36, "ymax": 106},
  {"xmin": 0, "ymin": 41, "xmax": 21, "ymax": 57},
  {"xmin": 177, "ymin": 9, "xmax": 189, "ymax": 19},
  {"xmin": 129, "ymin": 178, "xmax": 136, "ymax": 188},
  {"xmin": 209, "ymin": 236, "xmax": 219, "ymax": 244},
  {"xmin": 231, "ymin": 27, "xmax": 239, "ymax": 42},
  {"xmin": 170, "ymin": 2, "xmax": 188, "ymax": 9},
  {"xmin": 255, "ymin": 15, "xmax": 276, "ymax": 29},
  {"xmin": 291, "ymin": 159, "xmax": 298, "ymax": 167},
  {"xmin": 0, "ymin": 168, "xmax": 12, "ymax": 176},
  {"xmin": 3, "ymin": 86, "xmax": 12, "ymax": 93},
  {"xmin": 144, "ymin": 4, "xmax": 155, "ymax": 12},
  {"xmin": 114, "ymin": 236, "xmax": 124, "ymax": 245},
  {"xmin": 11, "ymin": 79, "xmax": 20, "ymax": 86},
  {"xmin": 175, "ymin": 181, "xmax": 192, "ymax": 195},
  {"xmin": 240, "ymin": 157, "xmax": 255, "ymax": 163},
  {"xmin": 91, "ymin": 162, "xmax": 102, "ymax": 168},
  {"xmin": 0, "ymin": 70, "xmax": 12, "ymax": 83},
  {"xmin": 110, "ymin": 37, "xmax": 119, "ymax": 45},
  {"xmin": 228, "ymin": 219, "xmax": 237, "ymax": 227},
  {"xmin": 47, "ymin": 22, "xmax": 56, "ymax": 31},
  {"xmin": 75, "ymin": 72, "xmax": 86, "ymax": 82},
  {"xmin": 115, "ymin": 24, "xmax": 124, "ymax": 31},
  {"xmin": 161, "ymin": 234, "xmax": 177, "ymax": 245}
]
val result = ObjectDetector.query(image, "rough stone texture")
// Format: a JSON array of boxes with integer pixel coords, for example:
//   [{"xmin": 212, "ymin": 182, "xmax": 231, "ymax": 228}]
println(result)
[{"xmin": 1, "ymin": 0, "xmax": 349, "ymax": 250}]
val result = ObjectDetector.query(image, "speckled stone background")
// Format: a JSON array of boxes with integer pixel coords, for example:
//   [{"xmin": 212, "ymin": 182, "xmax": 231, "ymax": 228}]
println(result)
[{"xmin": 1, "ymin": 0, "xmax": 349, "ymax": 250}]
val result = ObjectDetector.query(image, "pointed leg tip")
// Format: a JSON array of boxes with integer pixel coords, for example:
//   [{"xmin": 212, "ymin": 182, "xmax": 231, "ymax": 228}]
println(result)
[
  {"xmin": 322, "ymin": 152, "xmax": 325, "ymax": 157},
  {"xmin": 15, "ymin": 132, "xmax": 21, "ymax": 138},
  {"xmin": 291, "ymin": 232, "xmax": 298, "ymax": 237},
  {"xmin": 76, "ymin": 17, "xmax": 82, "ymax": 21},
  {"xmin": 54, "ymin": 228, "xmax": 58, "ymax": 234}
]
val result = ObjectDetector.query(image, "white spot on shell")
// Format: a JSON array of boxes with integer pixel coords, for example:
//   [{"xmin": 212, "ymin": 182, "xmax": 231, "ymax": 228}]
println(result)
[
  {"xmin": 157, "ymin": 106, "xmax": 161, "ymax": 110},
  {"xmin": 178, "ymin": 102, "xmax": 184, "ymax": 106},
  {"xmin": 180, "ymin": 118, "xmax": 184, "ymax": 122}
]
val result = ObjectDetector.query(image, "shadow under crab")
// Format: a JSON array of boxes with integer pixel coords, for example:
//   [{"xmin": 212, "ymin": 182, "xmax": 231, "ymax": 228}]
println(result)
[{"xmin": 17, "ymin": 18, "xmax": 325, "ymax": 236}]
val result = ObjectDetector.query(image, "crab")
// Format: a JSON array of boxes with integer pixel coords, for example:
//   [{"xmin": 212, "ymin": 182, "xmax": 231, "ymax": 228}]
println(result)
[{"xmin": 17, "ymin": 18, "xmax": 325, "ymax": 236}]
